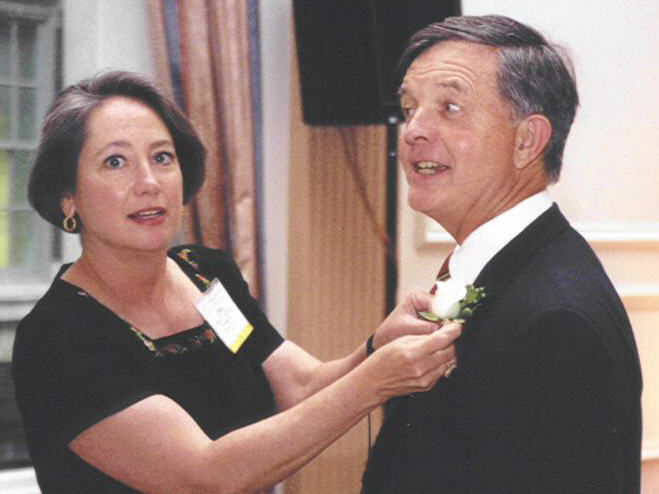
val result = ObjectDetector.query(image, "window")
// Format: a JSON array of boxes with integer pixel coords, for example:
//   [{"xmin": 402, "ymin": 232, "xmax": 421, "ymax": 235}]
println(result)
[
  {"xmin": 0, "ymin": 0, "xmax": 60, "ymax": 473},
  {"xmin": 0, "ymin": 0, "xmax": 60, "ymax": 288}
]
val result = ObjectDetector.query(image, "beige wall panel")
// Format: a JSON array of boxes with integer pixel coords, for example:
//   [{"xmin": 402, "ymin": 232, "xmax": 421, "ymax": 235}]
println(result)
[
  {"xmin": 285, "ymin": 38, "xmax": 387, "ymax": 494},
  {"xmin": 643, "ymin": 459, "xmax": 659, "ymax": 494},
  {"xmin": 630, "ymin": 309, "xmax": 659, "ymax": 453}
]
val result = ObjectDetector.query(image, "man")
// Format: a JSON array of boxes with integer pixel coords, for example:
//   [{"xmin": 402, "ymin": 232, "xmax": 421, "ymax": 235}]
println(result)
[{"xmin": 362, "ymin": 15, "xmax": 642, "ymax": 494}]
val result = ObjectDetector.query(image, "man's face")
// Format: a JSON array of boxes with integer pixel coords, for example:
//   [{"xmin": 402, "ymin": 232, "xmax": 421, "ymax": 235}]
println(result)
[{"xmin": 398, "ymin": 41, "xmax": 521, "ymax": 240}]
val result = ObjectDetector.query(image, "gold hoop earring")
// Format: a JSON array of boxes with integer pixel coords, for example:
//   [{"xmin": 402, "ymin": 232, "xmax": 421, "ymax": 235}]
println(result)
[{"xmin": 62, "ymin": 215, "xmax": 77, "ymax": 233}]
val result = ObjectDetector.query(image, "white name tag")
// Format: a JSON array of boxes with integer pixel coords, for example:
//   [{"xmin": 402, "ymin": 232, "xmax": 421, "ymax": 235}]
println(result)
[{"xmin": 194, "ymin": 278, "xmax": 253, "ymax": 353}]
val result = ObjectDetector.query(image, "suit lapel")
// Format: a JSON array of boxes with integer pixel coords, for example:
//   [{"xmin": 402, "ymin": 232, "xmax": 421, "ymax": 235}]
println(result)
[
  {"xmin": 455, "ymin": 204, "xmax": 571, "ymax": 360},
  {"xmin": 473, "ymin": 203, "xmax": 570, "ymax": 298}
]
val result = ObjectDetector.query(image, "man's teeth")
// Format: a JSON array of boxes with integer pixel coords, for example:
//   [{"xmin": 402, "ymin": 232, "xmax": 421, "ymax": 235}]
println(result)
[{"xmin": 416, "ymin": 161, "xmax": 448, "ymax": 175}]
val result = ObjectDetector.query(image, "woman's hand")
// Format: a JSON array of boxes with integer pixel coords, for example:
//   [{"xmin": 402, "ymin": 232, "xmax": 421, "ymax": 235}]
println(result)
[
  {"xmin": 363, "ymin": 322, "xmax": 461, "ymax": 403},
  {"xmin": 371, "ymin": 289, "xmax": 440, "ymax": 351}
]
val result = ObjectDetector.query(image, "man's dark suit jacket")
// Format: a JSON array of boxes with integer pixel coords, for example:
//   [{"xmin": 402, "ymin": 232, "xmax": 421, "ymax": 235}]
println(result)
[{"xmin": 362, "ymin": 204, "xmax": 642, "ymax": 494}]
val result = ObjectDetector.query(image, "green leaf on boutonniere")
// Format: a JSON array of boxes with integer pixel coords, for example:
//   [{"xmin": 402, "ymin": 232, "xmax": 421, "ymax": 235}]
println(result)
[{"xmin": 418, "ymin": 311, "xmax": 441, "ymax": 322}]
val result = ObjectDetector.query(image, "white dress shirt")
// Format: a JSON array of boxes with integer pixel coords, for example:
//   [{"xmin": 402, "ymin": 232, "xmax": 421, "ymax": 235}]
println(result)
[{"xmin": 448, "ymin": 191, "xmax": 553, "ymax": 285}]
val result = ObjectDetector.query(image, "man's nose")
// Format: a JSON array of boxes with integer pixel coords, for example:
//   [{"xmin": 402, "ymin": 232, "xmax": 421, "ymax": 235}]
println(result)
[{"xmin": 402, "ymin": 111, "xmax": 433, "ymax": 145}]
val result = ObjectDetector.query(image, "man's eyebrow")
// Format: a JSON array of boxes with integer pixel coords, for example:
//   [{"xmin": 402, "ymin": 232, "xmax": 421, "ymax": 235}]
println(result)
[
  {"xmin": 436, "ymin": 80, "xmax": 467, "ymax": 93},
  {"xmin": 397, "ymin": 79, "xmax": 468, "ymax": 99}
]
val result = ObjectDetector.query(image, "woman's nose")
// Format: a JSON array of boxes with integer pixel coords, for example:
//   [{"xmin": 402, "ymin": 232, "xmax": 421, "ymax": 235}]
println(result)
[{"xmin": 133, "ymin": 162, "xmax": 160, "ymax": 195}]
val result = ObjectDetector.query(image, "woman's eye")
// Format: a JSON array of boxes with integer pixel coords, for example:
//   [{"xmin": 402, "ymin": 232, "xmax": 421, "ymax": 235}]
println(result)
[
  {"xmin": 154, "ymin": 151, "xmax": 174, "ymax": 165},
  {"xmin": 105, "ymin": 156, "xmax": 125, "ymax": 169}
]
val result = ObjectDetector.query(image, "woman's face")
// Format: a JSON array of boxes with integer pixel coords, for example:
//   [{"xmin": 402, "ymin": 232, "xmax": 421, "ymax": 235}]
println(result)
[{"xmin": 62, "ymin": 96, "xmax": 184, "ymax": 255}]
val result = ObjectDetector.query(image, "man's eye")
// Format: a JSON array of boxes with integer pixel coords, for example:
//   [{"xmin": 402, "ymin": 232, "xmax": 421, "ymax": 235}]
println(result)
[
  {"xmin": 105, "ymin": 156, "xmax": 125, "ymax": 169},
  {"xmin": 401, "ymin": 107, "xmax": 416, "ymax": 120},
  {"xmin": 445, "ymin": 103, "xmax": 461, "ymax": 113}
]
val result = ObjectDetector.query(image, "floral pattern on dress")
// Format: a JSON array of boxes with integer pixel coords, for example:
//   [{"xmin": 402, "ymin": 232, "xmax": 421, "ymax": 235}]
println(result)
[
  {"xmin": 177, "ymin": 248, "xmax": 199, "ymax": 270},
  {"xmin": 129, "ymin": 326, "xmax": 157, "ymax": 353},
  {"xmin": 130, "ymin": 325, "xmax": 219, "ymax": 358},
  {"xmin": 195, "ymin": 273, "xmax": 211, "ymax": 288},
  {"xmin": 177, "ymin": 248, "xmax": 212, "ymax": 288}
]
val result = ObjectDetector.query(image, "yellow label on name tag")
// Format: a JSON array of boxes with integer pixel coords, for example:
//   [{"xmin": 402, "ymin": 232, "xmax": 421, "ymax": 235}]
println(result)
[
  {"xmin": 194, "ymin": 278, "xmax": 253, "ymax": 353},
  {"xmin": 229, "ymin": 324, "xmax": 254, "ymax": 353}
]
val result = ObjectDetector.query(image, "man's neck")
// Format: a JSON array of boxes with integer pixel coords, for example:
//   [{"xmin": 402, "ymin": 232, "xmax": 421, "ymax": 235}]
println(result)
[
  {"xmin": 449, "ymin": 180, "xmax": 548, "ymax": 244},
  {"xmin": 448, "ymin": 190, "xmax": 553, "ymax": 285}
]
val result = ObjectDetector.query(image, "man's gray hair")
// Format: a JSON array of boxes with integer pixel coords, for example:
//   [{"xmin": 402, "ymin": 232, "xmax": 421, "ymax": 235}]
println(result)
[{"xmin": 399, "ymin": 15, "xmax": 579, "ymax": 182}]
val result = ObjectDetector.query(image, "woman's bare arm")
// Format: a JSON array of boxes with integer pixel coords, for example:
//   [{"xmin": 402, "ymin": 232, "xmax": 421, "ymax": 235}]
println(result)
[
  {"xmin": 263, "ymin": 289, "xmax": 444, "ymax": 410},
  {"xmin": 70, "ymin": 323, "xmax": 459, "ymax": 494}
]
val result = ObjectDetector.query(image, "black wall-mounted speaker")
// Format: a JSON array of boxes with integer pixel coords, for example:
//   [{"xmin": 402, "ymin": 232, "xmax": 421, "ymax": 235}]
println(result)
[{"xmin": 293, "ymin": 0, "xmax": 461, "ymax": 125}]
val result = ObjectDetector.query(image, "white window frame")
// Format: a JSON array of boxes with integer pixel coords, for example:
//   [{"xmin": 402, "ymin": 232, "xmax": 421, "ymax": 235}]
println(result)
[
  {"xmin": 0, "ymin": 467, "xmax": 39, "ymax": 494},
  {"xmin": 0, "ymin": 0, "xmax": 61, "ymax": 323},
  {"xmin": 0, "ymin": 2, "xmax": 60, "ymax": 491}
]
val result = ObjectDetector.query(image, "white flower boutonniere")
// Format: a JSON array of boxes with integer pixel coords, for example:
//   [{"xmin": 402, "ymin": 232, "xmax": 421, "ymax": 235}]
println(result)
[{"xmin": 419, "ymin": 279, "xmax": 486, "ymax": 323}]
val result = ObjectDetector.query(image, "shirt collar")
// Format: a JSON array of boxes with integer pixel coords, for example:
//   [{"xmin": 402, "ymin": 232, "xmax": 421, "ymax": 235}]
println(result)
[{"xmin": 449, "ymin": 190, "xmax": 553, "ymax": 285}]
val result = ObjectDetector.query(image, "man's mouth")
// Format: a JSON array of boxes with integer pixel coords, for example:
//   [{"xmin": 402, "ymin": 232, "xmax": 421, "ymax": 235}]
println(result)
[
  {"xmin": 414, "ymin": 161, "xmax": 450, "ymax": 175},
  {"xmin": 128, "ymin": 208, "xmax": 165, "ymax": 219}
]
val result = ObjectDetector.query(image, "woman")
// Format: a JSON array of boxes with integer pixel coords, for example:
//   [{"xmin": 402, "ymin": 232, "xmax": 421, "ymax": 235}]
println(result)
[{"xmin": 12, "ymin": 71, "xmax": 460, "ymax": 494}]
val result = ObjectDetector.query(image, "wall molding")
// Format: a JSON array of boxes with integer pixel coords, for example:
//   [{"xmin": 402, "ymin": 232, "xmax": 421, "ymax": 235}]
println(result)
[
  {"xmin": 643, "ymin": 440, "xmax": 659, "ymax": 462},
  {"xmin": 0, "ymin": 467, "xmax": 39, "ymax": 494},
  {"xmin": 417, "ymin": 215, "xmax": 659, "ymax": 249},
  {"xmin": 618, "ymin": 285, "xmax": 659, "ymax": 312},
  {"xmin": 0, "ymin": 283, "xmax": 49, "ymax": 322}
]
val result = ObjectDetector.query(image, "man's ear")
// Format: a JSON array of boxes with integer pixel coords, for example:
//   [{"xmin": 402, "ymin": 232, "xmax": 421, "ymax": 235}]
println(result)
[
  {"xmin": 60, "ymin": 193, "xmax": 76, "ymax": 219},
  {"xmin": 513, "ymin": 114, "xmax": 552, "ymax": 170}
]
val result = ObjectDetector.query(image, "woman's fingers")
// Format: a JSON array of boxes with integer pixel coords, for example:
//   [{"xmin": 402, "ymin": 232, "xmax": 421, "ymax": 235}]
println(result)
[
  {"xmin": 427, "ymin": 320, "xmax": 462, "ymax": 348},
  {"xmin": 410, "ymin": 342, "xmax": 458, "ymax": 391},
  {"xmin": 369, "ymin": 321, "xmax": 462, "ymax": 398},
  {"xmin": 405, "ymin": 350, "xmax": 459, "ymax": 392},
  {"xmin": 373, "ymin": 293, "xmax": 461, "ymax": 351},
  {"xmin": 400, "ymin": 288, "xmax": 433, "ymax": 310},
  {"xmin": 415, "ymin": 358, "xmax": 459, "ymax": 392}
]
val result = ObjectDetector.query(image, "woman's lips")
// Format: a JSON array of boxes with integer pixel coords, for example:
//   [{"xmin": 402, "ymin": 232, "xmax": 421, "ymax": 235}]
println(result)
[{"xmin": 128, "ymin": 208, "xmax": 166, "ymax": 224}]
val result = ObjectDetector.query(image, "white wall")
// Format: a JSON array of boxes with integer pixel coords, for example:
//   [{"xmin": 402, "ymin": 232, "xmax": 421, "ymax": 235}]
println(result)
[
  {"xmin": 259, "ymin": 0, "xmax": 292, "ymax": 334},
  {"xmin": 60, "ymin": 0, "xmax": 156, "ymax": 263},
  {"xmin": 62, "ymin": 0, "xmax": 155, "ymax": 83},
  {"xmin": 463, "ymin": 0, "xmax": 659, "ymax": 225}
]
